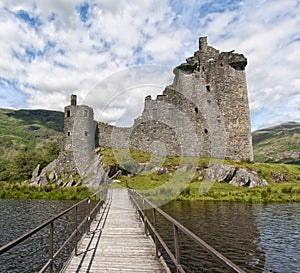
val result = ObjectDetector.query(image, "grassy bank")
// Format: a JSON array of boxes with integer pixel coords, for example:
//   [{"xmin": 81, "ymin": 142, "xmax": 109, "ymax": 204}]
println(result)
[
  {"xmin": 117, "ymin": 175, "xmax": 300, "ymax": 203},
  {"xmin": 1, "ymin": 148, "xmax": 299, "ymax": 202},
  {"xmin": 105, "ymin": 149, "xmax": 300, "ymax": 202},
  {"xmin": 0, "ymin": 182, "xmax": 93, "ymax": 200}
]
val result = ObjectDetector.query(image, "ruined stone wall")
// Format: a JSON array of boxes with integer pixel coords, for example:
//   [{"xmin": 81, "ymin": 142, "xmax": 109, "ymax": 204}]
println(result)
[
  {"xmin": 129, "ymin": 87, "xmax": 202, "ymax": 157},
  {"xmin": 98, "ymin": 122, "xmax": 131, "ymax": 149},
  {"xmin": 189, "ymin": 37, "xmax": 253, "ymax": 160},
  {"xmin": 125, "ymin": 37, "xmax": 253, "ymax": 160},
  {"xmin": 96, "ymin": 37, "xmax": 253, "ymax": 161}
]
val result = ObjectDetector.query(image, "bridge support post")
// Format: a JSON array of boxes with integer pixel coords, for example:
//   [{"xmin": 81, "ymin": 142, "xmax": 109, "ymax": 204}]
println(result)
[
  {"xmin": 87, "ymin": 197, "xmax": 91, "ymax": 234},
  {"xmin": 74, "ymin": 205, "xmax": 78, "ymax": 255},
  {"xmin": 173, "ymin": 224, "xmax": 180, "ymax": 271},
  {"xmin": 152, "ymin": 208, "xmax": 159, "ymax": 258},
  {"xmin": 49, "ymin": 222, "xmax": 54, "ymax": 273},
  {"xmin": 143, "ymin": 199, "xmax": 147, "ymax": 235}
]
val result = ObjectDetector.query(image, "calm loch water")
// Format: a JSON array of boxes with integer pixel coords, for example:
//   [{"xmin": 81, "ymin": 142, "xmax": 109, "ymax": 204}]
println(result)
[
  {"xmin": 159, "ymin": 201, "xmax": 300, "ymax": 273},
  {"xmin": 0, "ymin": 199, "xmax": 80, "ymax": 273},
  {"xmin": 0, "ymin": 199, "xmax": 299, "ymax": 272}
]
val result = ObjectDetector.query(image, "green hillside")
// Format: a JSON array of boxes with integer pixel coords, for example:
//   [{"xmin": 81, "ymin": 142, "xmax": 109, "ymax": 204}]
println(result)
[
  {"xmin": 252, "ymin": 122, "xmax": 300, "ymax": 164},
  {"xmin": 0, "ymin": 108, "xmax": 63, "ymax": 181},
  {"xmin": 0, "ymin": 106, "xmax": 299, "ymax": 182}
]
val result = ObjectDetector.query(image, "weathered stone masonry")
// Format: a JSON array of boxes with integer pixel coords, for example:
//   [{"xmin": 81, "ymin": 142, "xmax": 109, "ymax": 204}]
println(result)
[
  {"xmin": 99, "ymin": 37, "xmax": 253, "ymax": 161},
  {"xmin": 56, "ymin": 94, "xmax": 98, "ymax": 175},
  {"xmin": 57, "ymin": 37, "xmax": 253, "ymax": 175}
]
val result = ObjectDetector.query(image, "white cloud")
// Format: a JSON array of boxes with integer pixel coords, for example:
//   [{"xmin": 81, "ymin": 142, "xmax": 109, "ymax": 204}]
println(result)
[
  {"xmin": 84, "ymin": 65, "xmax": 173, "ymax": 126},
  {"xmin": 0, "ymin": 0, "xmax": 299, "ymax": 130},
  {"xmin": 197, "ymin": 0, "xmax": 300, "ymax": 129}
]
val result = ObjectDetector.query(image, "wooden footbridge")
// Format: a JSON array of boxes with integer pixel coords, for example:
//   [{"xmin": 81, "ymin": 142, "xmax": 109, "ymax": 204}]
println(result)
[
  {"xmin": 63, "ymin": 189, "xmax": 167, "ymax": 273},
  {"xmin": 0, "ymin": 186, "xmax": 245, "ymax": 273}
]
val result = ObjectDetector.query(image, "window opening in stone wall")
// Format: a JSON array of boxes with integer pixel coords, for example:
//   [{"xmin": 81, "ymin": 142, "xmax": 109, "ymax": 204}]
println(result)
[
  {"xmin": 195, "ymin": 107, "xmax": 199, "ymax": 113},
  {"xmin": 84, "ymin": 131, "xmax": 88, "ymax": 136},
  {"xmin": 202, "ymin": 66, "xmax": 205, "ymax": 72},
  {"xmin": 220, "ymin": 62, "xmax": 223, "ymax": 67},
  {"xmin": 206, "ymin": 85, "xmax": 210, "ymax": 92},
  {"xmin": 66, "ymin": 110, "xmax": 70, "ymax": 117},
  {"xmin": 83, "ymin": 110, "xmax": 88, "ymax": 117},
  {"xmin": 67, "ymin": 131, "xmax": 71, "ymax": 136},
  {"xmin": 204, "ymin": 129, "xmax": 208, "ymax": 134}
]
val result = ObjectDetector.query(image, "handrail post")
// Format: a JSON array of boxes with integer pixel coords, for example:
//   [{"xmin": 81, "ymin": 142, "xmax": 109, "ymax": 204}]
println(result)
[
  {"xmin": 74, "ymin": 205, "xmax": 78, "ymax": 256},
  {"xmin": 49, "ymin": 222, "xmax": 54, "ymax": 273},
  {"xmin": 173, "ymin": 224, "xmax": 180, "ymax": 271},
  {"xmin": 139, "ymin": 193, "xmax": 141, "ymax": 210},
  {"xmin": 153, "ymin": 207, "xmax": 159, "ymax": 258},
  {"xmin": 87, "ymin": 197, "xmax": 91, "ymax": 234},
  {"xmin": 0, "ymin": 188, "xmax": 107, "ymax": 273},
  {"xmin": 142, "ymin": 199, "xmax": 147, "ymax": 235}
]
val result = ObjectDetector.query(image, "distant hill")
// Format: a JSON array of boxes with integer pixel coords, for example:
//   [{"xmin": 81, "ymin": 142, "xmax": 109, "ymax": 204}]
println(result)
[
  {"xmin": 0, "ymin": 108, "xmax": 64, "ymax": 156},
  {"xmin": 252, "ymin": 122, "xmax": 300, "ymax": 165},
  {"xmin": 0, "ymin": 108, "xmax": 64, "ymax": 180},
  {"xmin": 0, "ymin": 107, "xmax": 299, "ymax": 181}
]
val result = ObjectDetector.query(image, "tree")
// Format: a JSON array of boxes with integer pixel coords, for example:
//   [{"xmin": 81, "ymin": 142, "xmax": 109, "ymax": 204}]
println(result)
[
  {"xmin": 11, "ymin": 151, "xmax": 45, "ymax": 181},
  {"xmin": 45, "ymin": 141, "xmax": 60, "ymax": 161}
]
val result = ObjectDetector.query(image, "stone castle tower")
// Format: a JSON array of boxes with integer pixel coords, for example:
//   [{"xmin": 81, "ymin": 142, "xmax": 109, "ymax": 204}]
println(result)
[
  {"xmin": 58, "ymin": 37, "xmax": 253, "ymax": 176},
  {"xmin": 99, "ymin": 37, "xmax": 253, "ymax": 161},
  {"xmin": 57, "ymin": 95, "xmax": 98, "ymax": 175}
]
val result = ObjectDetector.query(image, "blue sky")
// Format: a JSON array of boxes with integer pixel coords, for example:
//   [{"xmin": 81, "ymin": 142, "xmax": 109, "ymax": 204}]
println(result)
[{"xmin": 0, "ymin": 0, "xmax": 299, "ymax": 130}]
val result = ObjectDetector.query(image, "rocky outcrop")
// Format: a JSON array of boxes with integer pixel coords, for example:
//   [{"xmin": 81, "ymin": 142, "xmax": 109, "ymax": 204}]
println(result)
[
  {"xmin": 82, "ymin": 155, "xmax": 109, "ymax": 189},
  {"xmin": 270, "ymin": 171, "xmax": 288, "ymax": 183},
  {"xmin": 31, "ymin": 164, "xmax": 40, "ymax": 184},
  {"xmin": 205, "ymin": 164, "xmax": 236, "ymax": 182},
  {"xmin": 229, "ymin": 168, "xmax": 268, "ymax": 187},
  {"xmin": 205, "ymin": 164, "xmax": 268, "ymax": 187},
  {"xmin": 30, "ymin": 154, "xmax": 112, "ymax": 188},
  {"xmin": 30, "ymin": 160, "xmax": 58, "ymax": 186}
]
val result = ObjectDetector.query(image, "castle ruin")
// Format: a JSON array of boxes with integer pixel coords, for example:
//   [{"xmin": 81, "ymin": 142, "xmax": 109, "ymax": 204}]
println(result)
[
  {"xmin": 57, "ymin": 37, "xmax": 253, "ymax": 175},
  {"xmin": 56, "ymin": 94, "xmax": 98, "ymax": 175}
]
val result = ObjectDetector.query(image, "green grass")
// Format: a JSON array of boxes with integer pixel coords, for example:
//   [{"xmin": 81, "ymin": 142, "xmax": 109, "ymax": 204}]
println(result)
[
  {"xmin": 99, "ymin": 147, "xmax": 151, "ymax": 165},
  {"xmin": 106, "ymin": 149, "xmax": 300, "ymax": 202},
  {"xmin": 120, "ymin": 177, "xmax": 300, "ymax": 203},
  {"xmin": 176, "ymin": 181, "xmax": 300, "ymax": 202},
  {"xmin": 0, "ymin": 182, "xmax": 93, "ymax": 200}
]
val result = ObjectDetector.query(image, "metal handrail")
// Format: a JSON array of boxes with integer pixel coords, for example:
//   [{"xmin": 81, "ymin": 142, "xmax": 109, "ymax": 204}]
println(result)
[
  {"xmin": 128, "ymin": 189, "xmax": 246, "ymax": 273},
  {"xmin": 0, "ymin": 186, "xmax": 108, "ymax": 273}
]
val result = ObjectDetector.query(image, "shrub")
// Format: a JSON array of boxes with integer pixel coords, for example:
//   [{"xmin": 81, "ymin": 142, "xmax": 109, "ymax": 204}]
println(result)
[
  {"xmin": 282, "ymin": 186, "xmax": 293, "ymax": 194},
  {"xmin": 261, "ymin": 190, "xmax": 268, "ymax": 199}
]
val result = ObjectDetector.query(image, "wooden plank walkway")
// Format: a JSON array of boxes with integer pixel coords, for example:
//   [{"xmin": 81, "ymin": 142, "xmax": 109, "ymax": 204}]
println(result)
[{"xmin": 63, "ymin": 188, "xmax": 168, "ymax": 273}]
